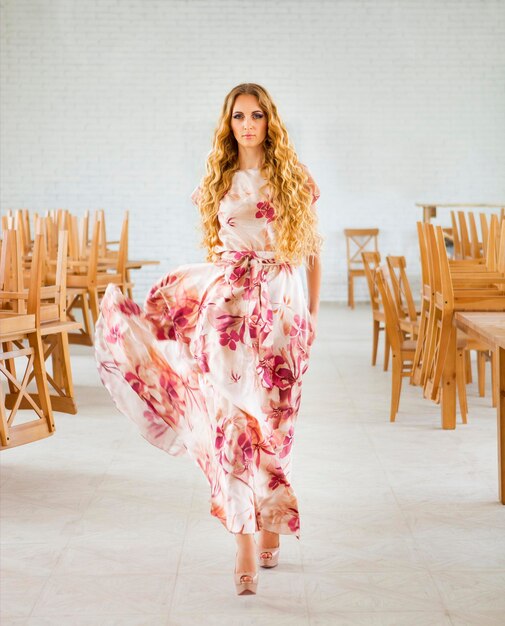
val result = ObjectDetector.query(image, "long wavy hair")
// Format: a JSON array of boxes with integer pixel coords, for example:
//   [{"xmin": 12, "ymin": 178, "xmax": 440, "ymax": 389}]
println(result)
[{"xmin": 196, "ymin": 83, "xmax": 323, "ymax": 267}]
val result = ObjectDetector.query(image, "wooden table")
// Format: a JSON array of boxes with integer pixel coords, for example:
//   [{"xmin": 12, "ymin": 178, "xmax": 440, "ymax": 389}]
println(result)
[
  {"xmin": 416, "ymin": 203, "xmax": 504, "ymax": 223},
  {"xmin": 453, "ymin": 312, "xmax": 505, "ymax": 504}
]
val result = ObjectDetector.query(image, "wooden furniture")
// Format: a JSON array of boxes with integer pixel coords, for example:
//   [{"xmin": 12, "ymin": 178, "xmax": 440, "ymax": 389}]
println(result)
[
  {"xmin": 93, "ymin": 210, "xmax": 160, "ymax": 300},
  {"xmin": 362, "ymin": 251, "xmax": 389, "ymax": 370},
  {"xmin": 454, "ymin": 312, "xmax": 505, "ymax": 505},
  {"xmin": 375, "ymin": 266, "xmax": 416, "ymax": 421},
  {"xmin": 64, "ymin": 219, "xmax": 127, "ymax": 345},
  {"xmin": 386, "ymin": 255, "xmax": 419, "ymax": 339},
  {"xmin": 433, "ymin": 224, "xmax": 505, "ymax": 430},
  {"xmin": 416, "ymin": 203, "xmax": 505, "ymax": 224},
  {"xmin": 0, "ymin": 231, "xmax": 55, "ymax": 449},
  {"xmin": 344, "ymin": 228, "xmax": 379, "ymax": 309}
]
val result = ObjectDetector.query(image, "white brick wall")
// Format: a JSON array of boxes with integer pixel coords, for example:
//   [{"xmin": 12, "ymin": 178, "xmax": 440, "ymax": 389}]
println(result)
[{"xmin": 1, "ymin": 0, "xmax": 504, "ymax": 303}]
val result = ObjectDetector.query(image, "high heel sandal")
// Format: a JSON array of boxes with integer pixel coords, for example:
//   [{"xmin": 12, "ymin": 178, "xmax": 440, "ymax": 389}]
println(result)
[
  {"xmin": 234, "ymin": 552, "xmax": 258, "ymax": 595},
  {"xmin": 257, "ymin": 542, "xmax": 280, "ymax": 568}
]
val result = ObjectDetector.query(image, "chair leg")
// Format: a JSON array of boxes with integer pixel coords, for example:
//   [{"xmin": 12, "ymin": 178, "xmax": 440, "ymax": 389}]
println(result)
[
  {"xmin": 0, "ymin": 383, "xmax": 9, "ymax": 447},
  {"xmin": 456, "ymin": 348, "xmax": 468, "ymax": 424},
  {"xmin": 372, "ymin": 320, "xmax": 380, "ymax": 366},
  {"xmin": 383, "ymin": 332, "xmax": 390, "ymax": 372},
  {"xmin": 390, "ymin": 354, "xmax": 403, "ymax": 422},
  {"xmin": 492, "ymin": 350, "xmax": 497, "ymax": 408},
  {"xmin": 27, "ymin": 331, "xmax": 54, "ymax": 432},
  {"xmin": 465, "ymin": 350, "xmax": 473, "ymax": 384},
  {"xmin": 348, "ymin": 273, "xmax": 354, "ymax": 309},
  {"xmin": 88, "ymin": 287, "xmax": 100, "ymax": 326},
  {"xmin": 477, "ymin": 350, "xmax": 487, "ymax": 398}
]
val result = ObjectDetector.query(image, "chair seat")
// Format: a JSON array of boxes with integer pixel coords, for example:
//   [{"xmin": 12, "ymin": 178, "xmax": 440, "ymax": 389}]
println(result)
[
  {"xmin": 40, "ymin": 304, "xmax": 60, "ymax": 323},
  {"xmin": 373, "ymin": 310, "xmax": 385, "ymax": 323},
  {"xmin": 349, "ymin": 268, "xmax": 366, "ymax": 277},
  {"xmin": 0, "ymin": 311, "xmax": 36, "ymax": 335},
  {"xmin": 401, "ymin": 339, "xmax": 417, "ymax": 352},
  {"xmin": 39, "ymin": 320, "xmax": 82, "ymax": 336}
]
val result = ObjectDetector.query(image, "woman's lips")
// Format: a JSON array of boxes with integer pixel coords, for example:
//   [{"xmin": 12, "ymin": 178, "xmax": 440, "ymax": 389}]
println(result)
[{"xmin": 243, "ymin": 135, "xmax": 255, "ymax": 138}]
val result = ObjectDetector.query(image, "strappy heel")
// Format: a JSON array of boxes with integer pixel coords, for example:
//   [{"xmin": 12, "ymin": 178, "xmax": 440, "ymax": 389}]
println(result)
[
  {"xmin": 257, "ymin": 542, "xmax": 280, "ymax": 568},
  {"xmin": 234, "ymin": 553, "xmax": 258, "ymax": 595}
]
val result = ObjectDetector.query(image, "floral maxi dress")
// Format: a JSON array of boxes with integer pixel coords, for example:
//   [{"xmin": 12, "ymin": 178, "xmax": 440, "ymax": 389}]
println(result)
[{"xmin": 94, "ymin": 167, "xmax": 320, "ymax": 538}]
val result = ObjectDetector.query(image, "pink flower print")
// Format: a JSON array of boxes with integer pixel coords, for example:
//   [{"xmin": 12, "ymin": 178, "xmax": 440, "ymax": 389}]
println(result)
[
  {"xmin": 255, "ymin": 200, "xmax": 275, "ymax": 223},
  {"xmin": 173, "ymin": 304, "xmax": 194, "ymax": 331},
  {"xmin": 256, "ymin": 350, "xmax": 276, "ymax": 389},
  {"xmin": 272, "ymin": 355, "xmax": 296, "ymax": 390},
  {"xmin": 119, "ymin": 299, "xmax": 142, "ymax": 317},
  {"xmin": 105, "ymin": 323, "xmax": 122, "ymax": 344},
  {"xmin": 143, "ymin": 409, "xmax": 169, "ymax": 440},
  {"xmin": 279, "ymin": 425, "xmax": 295, "ymax": 458},
  {"xmin": 194, "ymin": 350, "xmax": 209, "ymax": 373},
  {"xmin": 229, "ymin": 265, "xmax": 246, "ymax": 283},
  {"xmin": 230, "ymin": 371, "xmax": 241, "ymax": 383},
  {"xmin": 252, "ymin": 438, "xmax": 275, "ymax": 469},
  {"xmin": 288, "ymin": 513, "xmax": 300, "ymax": 533},
  {"xmin": 268, "ymin": 466, "xmax": 289, "ymax": 490},
  {"xmin": 290, "ymin": 313, "xmax": 309, "ymax": 339},
  {"xmin": 215, "ymin": 425, "xmax": 225, "ymax": 450},
  {"xmin": 237, "ymin": 432, "xmax": 253, "ymax": 464},
  {"xmin": 219, "ymin": 328, "xmax": 241, "ymax": 350},
  {"xmin": 264, "ymin": 402, "xmax": 294, "ymax": 429},
  {"xmin": 159, "ymin": 370, "xmax": 181, "ymax": 403},
  {"xmin": 124, "ymin": 369, "xmax": 158, "ymax": 415}
]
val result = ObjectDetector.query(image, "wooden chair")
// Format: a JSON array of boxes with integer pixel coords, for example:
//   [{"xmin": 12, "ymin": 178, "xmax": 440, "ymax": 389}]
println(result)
[
  {"xmin": 411, "ymin": 222, "xmax": 435, "ymax": 387},
  {"xmin": 0, "ymin": 230, "xmax": 55, "ymax": 449},
  {"xmin": 386, "ymin": 256, "xmax": 419, "ymax": 339},
  {"xmin": 412, "ymin": 222, "xmax": 485, "ymax": 394},
  {"xmin": 64, "ymin": 218, "xmax": 128, "ymax": 344},
  {"xmin": 3, "ymin": 227, "xmax": 82, "ymax": 414},
  {"xmin": 362, "ymin": 251, "xmax": 390, "ymax": 370},
  {"xmin": 467, "ymin": 212, "xmax": 482, "ymax": 259},
  {"xmin": 424, "ymin": 224, "xmax": 505, "ymax": 416},
  {"xmin": 344, "ymin": 228, "xmax": 379, "ymax": 308},
  {"xmin": 375, "ymin": 266, "xmax": 417, "ymax": 421}
]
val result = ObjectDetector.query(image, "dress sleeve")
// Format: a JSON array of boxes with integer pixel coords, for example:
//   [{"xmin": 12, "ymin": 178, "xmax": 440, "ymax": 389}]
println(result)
[
  {"xmin": 300, "ymin": 163, "xmax": 320, "ymax": 206},
  {"xmin": 190, "ymin": 184, "xmax": 202, "ymax": 207}
]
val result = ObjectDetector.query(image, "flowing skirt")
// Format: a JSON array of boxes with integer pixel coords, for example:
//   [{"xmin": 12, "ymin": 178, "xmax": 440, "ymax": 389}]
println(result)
[{"xmin": 94, "ymin": 250, "xmax": 314, "ymax": 537}]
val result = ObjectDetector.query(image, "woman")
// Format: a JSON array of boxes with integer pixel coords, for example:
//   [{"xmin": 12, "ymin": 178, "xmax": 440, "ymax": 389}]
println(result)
[{"xmin": 95, "ymin": 82, "xmax": 323, "ymax": 595}]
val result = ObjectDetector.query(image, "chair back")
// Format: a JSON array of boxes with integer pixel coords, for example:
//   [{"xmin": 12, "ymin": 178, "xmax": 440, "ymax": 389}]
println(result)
[
  {"xmin": 344, "ymin": 229, "xmax": 379, "ymax": 271},
  {"xmin": 361, "ymin": 251, "xmax": 382, "ymax": 312},
  {"xmin": 386, "ymin": 256, "xmax": 417, "ymax": 323},
  {"xmin": 375, "ymin": 266, "xmax": 404, "ymax": 354}
]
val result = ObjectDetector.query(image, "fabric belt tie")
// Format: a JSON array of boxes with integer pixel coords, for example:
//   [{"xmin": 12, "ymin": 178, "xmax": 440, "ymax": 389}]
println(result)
[{"xmin": 216, "ymin": 250, "xmax": 290, "ymax": 389}]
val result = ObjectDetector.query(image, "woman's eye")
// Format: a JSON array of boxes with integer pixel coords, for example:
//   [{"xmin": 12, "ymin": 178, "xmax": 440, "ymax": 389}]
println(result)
[{"xmin": 232, "ymin": 113, "xmax": 264, "ymax": 119}]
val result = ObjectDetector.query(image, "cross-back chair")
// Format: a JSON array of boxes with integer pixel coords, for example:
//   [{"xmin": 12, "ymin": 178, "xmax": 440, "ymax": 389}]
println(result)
[{"xmin": 344, "ymin": 228, "xmax": 379, "ymax": 308}]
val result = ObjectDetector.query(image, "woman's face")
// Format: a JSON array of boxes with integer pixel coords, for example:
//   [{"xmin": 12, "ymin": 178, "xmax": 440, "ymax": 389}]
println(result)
[{"xmin": 230, "ymin": 94, "xmax": 267, "ymax": 149}]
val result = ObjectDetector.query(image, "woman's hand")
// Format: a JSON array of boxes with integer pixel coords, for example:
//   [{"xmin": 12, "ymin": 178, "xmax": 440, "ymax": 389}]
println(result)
[{"xmin": 308, "ymin": 309, "xmax": 318, "ymax": 340}]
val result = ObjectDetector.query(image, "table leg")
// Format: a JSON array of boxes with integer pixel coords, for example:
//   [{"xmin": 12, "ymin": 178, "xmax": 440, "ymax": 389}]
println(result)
[
  {"xmin": 441, "ymin": 326, "xmax": 457, "ymax": 429},
  {"xmin": 423, "ymin": 205, "xmax": 437, "ymax": 223},
  {"xmin": 499, "ymin": 346, "xmax": 504, "ymax": 504}
]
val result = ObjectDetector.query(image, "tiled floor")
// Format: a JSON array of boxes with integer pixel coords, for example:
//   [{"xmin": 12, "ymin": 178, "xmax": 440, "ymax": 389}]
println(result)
[{"xmin": 1, "ymin": 303, "xmax": 504, "ymax": 625}]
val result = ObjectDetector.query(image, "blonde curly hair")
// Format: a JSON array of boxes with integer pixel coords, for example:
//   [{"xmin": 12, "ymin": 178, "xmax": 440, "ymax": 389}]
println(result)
[{"xmin": 193, "ymin": 83, "xmax": 323, "ymax": 267}]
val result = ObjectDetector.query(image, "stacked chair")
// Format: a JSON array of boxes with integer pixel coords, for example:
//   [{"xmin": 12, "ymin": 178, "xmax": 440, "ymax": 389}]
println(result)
[
  {"xmin": 0, "ymin": 224, "xmax": 80, "ymax": 448},
  {"xmin": 1, "ymin": 208, "xmax": 159, "ymax": 450}
]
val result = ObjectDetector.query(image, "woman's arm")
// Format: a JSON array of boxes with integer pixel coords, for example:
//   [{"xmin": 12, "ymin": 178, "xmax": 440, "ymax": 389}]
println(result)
[{"xmin": 305, "ymin": 254, "xmax": 322, "ymax": 318}]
